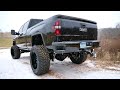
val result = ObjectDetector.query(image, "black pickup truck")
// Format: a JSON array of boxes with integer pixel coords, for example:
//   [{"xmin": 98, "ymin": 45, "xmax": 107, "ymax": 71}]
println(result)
[{"xmin": 11, "ymin": 14, "xmax": 100, "ymax": 75}]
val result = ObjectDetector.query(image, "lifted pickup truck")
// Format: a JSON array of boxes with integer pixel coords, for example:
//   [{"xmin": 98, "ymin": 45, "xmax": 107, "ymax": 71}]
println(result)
[{"xmin": 11, "ymin": 14, "xmax": 100, "ymax": 75}]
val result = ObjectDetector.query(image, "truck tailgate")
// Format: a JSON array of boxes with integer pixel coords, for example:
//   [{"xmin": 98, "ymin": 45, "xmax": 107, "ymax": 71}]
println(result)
[{"xmin": 55, "ymin": 16, "xmax": 98, "ymax": 41}]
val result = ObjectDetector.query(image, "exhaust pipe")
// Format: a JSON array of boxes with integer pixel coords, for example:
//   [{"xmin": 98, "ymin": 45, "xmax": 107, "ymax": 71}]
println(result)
[
  {"xmin": 92, "ymin": 49, "xmax": 97, "ymax": 58},
  {"xmin": 86, "ymin": 49, "xmax": 97, "ymax": 58}
]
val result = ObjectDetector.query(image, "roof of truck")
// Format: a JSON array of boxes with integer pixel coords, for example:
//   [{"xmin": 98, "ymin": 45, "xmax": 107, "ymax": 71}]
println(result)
[{"xmin": 54, "ymin": 14, "xmax": 97, "ymax": 24}]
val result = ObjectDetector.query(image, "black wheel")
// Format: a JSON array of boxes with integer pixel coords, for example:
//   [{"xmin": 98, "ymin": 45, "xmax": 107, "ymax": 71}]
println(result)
[
  {"xmin": 11, "ymin": 45, "xmax": 21, "ymax": 59},
  {"xmin": 30, "ymin": 45, "xmax": 50, "ymax": 75},
  {"xmin": 70, "ymin": 52, "xmax": 87, "ymax": 64},
  {"xmin": 55, "ymin": 54, "xmax": 67, "ymax": 61}
]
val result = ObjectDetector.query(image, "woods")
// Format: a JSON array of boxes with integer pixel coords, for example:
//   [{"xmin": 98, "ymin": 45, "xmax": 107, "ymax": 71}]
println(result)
[{"xmin": 97, "ymin": 27, "xmax": 120, "ymax": 62}]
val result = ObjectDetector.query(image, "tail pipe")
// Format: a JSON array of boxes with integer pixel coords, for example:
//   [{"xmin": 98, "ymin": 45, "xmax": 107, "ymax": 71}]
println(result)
[
  {"xmin": 86, "ymin": 49, "xmax": 97, "ymax": 58},
  {"xmin": 91, "ymin": 49, "xmax": 97, "ymax": 58}
]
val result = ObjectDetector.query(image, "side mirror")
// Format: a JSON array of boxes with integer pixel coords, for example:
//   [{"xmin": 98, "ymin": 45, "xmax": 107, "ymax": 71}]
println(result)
[
  {"xmin": 11, "ymin": 30, "xmax": 19, "ymax": 35},
  {"xmin": 11, "ymin": 30, "xmax": 15, "ymax": 35}
]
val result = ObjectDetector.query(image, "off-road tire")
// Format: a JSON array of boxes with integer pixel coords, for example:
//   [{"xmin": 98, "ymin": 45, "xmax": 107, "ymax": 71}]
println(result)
[
  {"xmin": 11, "ymin": 45, "xmax": 21, "ymax": 59},
  {"xmin": 30, "ymin": 45, "xmax": 50, "ymax": 75},
  {"xmin": 70, "ymin": 52, "xmax": 87, "ymax": 64}
]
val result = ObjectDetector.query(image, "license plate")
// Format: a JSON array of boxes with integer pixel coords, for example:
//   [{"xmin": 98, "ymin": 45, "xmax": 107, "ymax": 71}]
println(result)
[{"xmin": 80, "ymin": 42, "xmax": 86, "ymax": 48}]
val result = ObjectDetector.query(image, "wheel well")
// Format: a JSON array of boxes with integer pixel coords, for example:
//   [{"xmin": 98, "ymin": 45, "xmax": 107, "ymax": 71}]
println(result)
[{"xmin": 32, "ymin": 34, "xmax": 44, "ymax": 46}]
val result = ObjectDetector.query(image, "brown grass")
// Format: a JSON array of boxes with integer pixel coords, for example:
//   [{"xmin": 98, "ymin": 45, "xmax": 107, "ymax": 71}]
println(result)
[
  {"xmin": 96, "ymin": 39, "xmax": 120, "ymax": 61},
  {"xmin": 0, "ymin": 32, "xmax": 13, "ymax": 48},
  {"xmin": 0, "ymin": 38, "xmax": 12, "ymax": 47},
  {"xmin": 95, "ymin": 28, "xmax": 120, "ymax": 62}
]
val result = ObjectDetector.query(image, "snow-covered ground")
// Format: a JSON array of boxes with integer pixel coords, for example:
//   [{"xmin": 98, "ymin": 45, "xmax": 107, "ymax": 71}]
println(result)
[{"xmin": 0, "ymin": 49, "xmax": 120, "ymax": 79}]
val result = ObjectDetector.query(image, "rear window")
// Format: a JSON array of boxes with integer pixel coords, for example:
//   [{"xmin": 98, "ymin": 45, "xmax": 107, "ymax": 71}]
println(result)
[{"xmin": 28, "ymin": 19, "xmax": 43, "ymax": 28}]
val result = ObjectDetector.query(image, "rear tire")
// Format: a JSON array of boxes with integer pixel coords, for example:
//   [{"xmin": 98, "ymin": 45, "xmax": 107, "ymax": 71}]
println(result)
[
  {"xmin": 11, "ymin": 45, "xmax": 21, "ymax": 59},
  {"xmin": 30, "ymin": 45, "xmax": 50, "ymax": 75},
  {"xmin": 70, "ymin": 52, "xmax": 87, "ymax": 64}
]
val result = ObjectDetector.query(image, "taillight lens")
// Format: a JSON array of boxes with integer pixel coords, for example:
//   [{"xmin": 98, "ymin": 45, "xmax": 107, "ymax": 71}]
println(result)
[
  {"xmin": 53, "ymin": 20, "xmax": 61, "ymax": 35},
  {"xmin": 55, "ymin": 29, "xmax": 61, "ymax": 35}
]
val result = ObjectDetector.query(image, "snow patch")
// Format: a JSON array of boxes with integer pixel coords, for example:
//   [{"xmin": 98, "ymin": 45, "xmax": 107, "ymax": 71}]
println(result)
[
  {"xmin": 106, "ymin": 66, "xmax": 120, "ymax": 71},
  {"xmin": 83, "ymin": 60, "xmax": 96, "ymax": 68},
  {"xmin": 0, "ymin": 49, "xmax": 120, "ymax": 79}
]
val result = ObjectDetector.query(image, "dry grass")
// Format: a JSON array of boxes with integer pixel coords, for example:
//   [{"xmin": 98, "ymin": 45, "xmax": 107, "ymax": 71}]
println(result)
[
  {"xmin": 96, "ymin": 39, "xmax": 120, "ymax": 62},
  {"xmin": 0, "ymin": 32, "xmax": 13, "ymax": 48},
  {"xmin": 95, "ymin": 28, "xmax": 120, "ymax": 63},
  {"xmin": 0, "ymin": 38, "xmax": 12, "ymax": 47}
]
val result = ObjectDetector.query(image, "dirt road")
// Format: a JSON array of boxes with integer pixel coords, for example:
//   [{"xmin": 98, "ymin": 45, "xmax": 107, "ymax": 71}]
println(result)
[{"xmin": 0, "ymin": 49, "xmax": 120, "ymax": 79}]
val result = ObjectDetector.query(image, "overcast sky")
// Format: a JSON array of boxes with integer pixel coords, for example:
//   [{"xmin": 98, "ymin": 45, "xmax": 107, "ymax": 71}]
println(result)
[{"xmin": 0, "ymin": 11, "xmax": 120, "ymax": 32}]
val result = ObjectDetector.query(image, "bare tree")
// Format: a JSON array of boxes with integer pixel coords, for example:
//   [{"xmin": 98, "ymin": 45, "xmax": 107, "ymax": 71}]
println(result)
[{"xmin": 116, "ymin": 23, "xmax": 120, "ymax": 28}]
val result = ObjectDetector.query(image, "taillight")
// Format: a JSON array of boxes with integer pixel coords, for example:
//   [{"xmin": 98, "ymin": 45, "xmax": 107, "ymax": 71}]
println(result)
[
  {"xmin": 55, "ymin": 29, "xmax": 61, "ymax": 35},
  {"xmin": 52, "ymin": 20, "xmax": 61, "ymax": 35}
]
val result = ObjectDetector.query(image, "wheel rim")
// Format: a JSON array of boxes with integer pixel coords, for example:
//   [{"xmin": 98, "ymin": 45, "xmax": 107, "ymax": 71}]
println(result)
[
  {"xmin": 11, "ymin": 48, "xmax": 14, "ymax": 57},
  {"xmin": 71, "ymin": 53, "xmax": 80, "ymax": 60},
  {"xmin": 31, "ymin": 52, "xmax": 37, "ymax": 69}
]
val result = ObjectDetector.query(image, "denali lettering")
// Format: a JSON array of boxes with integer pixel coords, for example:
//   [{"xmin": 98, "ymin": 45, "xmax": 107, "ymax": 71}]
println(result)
[{"xmin": 79, "ymin": 28, "xmax": 87, "ymax": 32}]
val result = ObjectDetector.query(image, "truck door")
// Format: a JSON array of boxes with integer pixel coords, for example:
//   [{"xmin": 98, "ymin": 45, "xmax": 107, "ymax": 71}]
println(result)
[{"xmin": 16, "ymin": 21, "xmax": 29, "ymax": 49}]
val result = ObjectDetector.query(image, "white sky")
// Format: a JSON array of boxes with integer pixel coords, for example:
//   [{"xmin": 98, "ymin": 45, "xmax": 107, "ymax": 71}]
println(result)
[{"xmin": 0, "ymin": 11, "xmax": 120, "ymax": 32}]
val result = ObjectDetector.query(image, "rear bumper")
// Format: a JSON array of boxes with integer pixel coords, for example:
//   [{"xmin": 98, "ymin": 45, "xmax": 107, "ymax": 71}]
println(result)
[{"xmin": 52, "ymin": 40, "xmax": 100, "ymax": 54}]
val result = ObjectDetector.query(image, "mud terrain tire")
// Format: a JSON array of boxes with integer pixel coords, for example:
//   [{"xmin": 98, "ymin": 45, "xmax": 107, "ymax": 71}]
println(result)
[
  {"xmin": 70, "ymin": 52, "xmax": 87, "ymax": 64},
  {"xmin": 30, "ymin": 45, "xmax": 50, "ymax": 75},
  {"xmin": 11, "ymin": 45, "xmax": 21, "ymax": 59}
]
